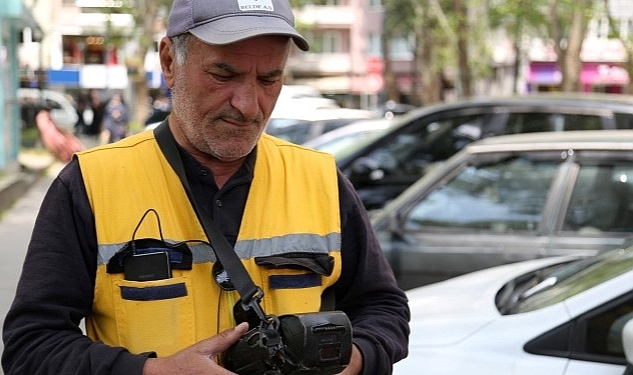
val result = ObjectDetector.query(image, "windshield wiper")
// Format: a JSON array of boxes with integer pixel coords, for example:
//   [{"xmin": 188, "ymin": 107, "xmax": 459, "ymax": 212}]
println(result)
[{"xmin": 519, "ymin": 276, "xmax": 557, "ymax": 300}]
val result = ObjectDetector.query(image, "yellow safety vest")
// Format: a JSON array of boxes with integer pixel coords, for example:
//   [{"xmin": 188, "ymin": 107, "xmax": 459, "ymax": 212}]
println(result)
[{"xmin": 77, "ymin": 130, "xmax": 341, "ymax": 356}]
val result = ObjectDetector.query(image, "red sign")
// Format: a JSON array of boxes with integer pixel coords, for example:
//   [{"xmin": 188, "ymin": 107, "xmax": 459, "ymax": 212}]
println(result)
[{"xmin": 366, "ymin": 56, "xmax": 384, "ymax": 74}]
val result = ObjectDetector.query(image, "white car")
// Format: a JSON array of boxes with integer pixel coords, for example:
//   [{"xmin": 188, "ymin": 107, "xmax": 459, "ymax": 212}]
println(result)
[
  {"xmin": 395, "ymin": 242, "xmax": 633, "ymax": 374},
  {"xmin": 302, "ymin": 118, "xmax": 394, "ymax": 156},
  {"xmin": 18, "ymin": 88, "xmax": 78, "ymax": 131}
]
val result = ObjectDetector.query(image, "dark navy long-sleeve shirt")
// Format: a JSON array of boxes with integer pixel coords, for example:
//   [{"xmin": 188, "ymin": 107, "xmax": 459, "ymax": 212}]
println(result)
[{"xmin": 2, "ymin": 146, "xmax": 410, "ymax": 375}]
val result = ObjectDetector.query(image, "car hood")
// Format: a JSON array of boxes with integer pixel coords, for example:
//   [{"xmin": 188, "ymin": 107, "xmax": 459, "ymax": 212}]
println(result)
[{"xmin": 405, "ymin": 256, "xmax": 575, "ymax": 347}]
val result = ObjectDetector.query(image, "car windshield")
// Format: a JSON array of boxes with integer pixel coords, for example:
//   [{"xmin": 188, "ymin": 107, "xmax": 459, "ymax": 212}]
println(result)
[{"xmin": 507, "ymin": 244, "xmax": 633, "ymax": 314}]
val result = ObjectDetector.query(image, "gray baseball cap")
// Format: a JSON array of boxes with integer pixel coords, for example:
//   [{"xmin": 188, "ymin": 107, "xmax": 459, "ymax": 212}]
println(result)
[{"xmin": 167, "ymin": 0, "xmax": 310, "ymax": 51}]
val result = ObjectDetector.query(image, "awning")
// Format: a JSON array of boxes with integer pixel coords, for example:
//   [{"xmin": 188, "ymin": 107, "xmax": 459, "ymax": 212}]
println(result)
[
  {"xmin": 527, "ymin": 61, "xmax": 629, "ymax": 86},
  {"xmin": 527, "ymin": 62, "xmax": 561, "ymax": 84},
  {"xmin": 581, "ymin": 62, "xmax": 629, "ymax": 85},
  {"xmin": 48, "ymin": 65, "xmax": 129, "ymax": 89}
]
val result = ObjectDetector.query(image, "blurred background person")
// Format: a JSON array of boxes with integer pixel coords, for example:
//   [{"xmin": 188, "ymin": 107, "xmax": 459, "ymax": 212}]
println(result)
[
  {"xmin": 87, "ymin": 89, "xmax": 106, "ymax": 145},
  {"xmin": 144, "ymin": 92, "xmax": 171, "ymax": 126},
  {"xmin": 74, "ymin": 94, "xmax": 90, "ymax": 137},
  {"xmin": 73, "ymin": 89, "xmax": 106, "ymax": 148},
  {"xmin": 102, "ymin": 92, "xmax": 129, "ymax": 143}
]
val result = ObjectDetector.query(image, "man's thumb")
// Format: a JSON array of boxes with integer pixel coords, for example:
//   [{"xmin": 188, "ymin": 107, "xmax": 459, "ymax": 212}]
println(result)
[{"xmin": 201, "ymin": 322, "xmax": 250, "ymax": 355}]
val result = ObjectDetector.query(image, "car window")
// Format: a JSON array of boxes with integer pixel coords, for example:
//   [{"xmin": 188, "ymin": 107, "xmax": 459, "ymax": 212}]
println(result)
[
  {"xmin": 615, "ymin": 112, "xmax": 633, "ymax": 129},
  {"xmin": 504, "ymin": 112, "xmax": 602, "ymax": 134},
  {"xmin": 515, "ymin": 250, "xmax": 633, "ymax": 363},
  {"xmin": 404, "ymin": 154, "xmax": 560, "ymax": 232},
  {"xmin": 315, "ymin": 128, "xmax": 391, "ymax": 157},
  {"xmin": 360, "ymin": 114, "xmax": 488, "ymax": 179},
  {"xmin": 266, "ymin": 119, "xmax": 312, "ymax": 143},
  {"xmin": 564, "ymin": 163, "xmax": 633, "ymax": 233}
]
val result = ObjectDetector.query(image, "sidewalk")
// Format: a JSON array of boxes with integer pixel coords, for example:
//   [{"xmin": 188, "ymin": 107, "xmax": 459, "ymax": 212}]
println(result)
[{"xmin": 0, "ymin": 150, "xmax": 60, "ymax": 214}]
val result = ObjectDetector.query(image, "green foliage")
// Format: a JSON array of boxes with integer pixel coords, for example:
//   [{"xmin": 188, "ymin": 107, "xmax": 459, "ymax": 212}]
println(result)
[
  {"xmin": 379, "ymin": 0, "xmax": 606, "ymax": 99},
  {"xmin": 20, "ymin": 127, "xmax": 41, "ymax": 149},
  {"xmin": 383, "ymin": 0, "xmax": 417, "ymax": 33},
  {"xmin": 488, "ymin": 0, "xmax": 549, "ymax": 39}
]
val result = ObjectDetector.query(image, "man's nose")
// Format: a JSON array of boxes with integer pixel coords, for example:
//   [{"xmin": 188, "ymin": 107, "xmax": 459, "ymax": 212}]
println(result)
[{"xmin": 230, "ymin": 82, "xmax": 259, "ymax": 121}]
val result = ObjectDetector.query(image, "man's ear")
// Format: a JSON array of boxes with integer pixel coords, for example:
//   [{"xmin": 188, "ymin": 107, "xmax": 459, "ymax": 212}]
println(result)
[{"xmin": 159, "ymin": 37, "xmax": 176, "ymax": 88}]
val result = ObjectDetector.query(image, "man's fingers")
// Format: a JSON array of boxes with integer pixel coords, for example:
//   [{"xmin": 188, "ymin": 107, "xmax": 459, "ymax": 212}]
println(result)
[{"xmin": 196, "ymin": 322, "xmax": 250, "ymax": 355}]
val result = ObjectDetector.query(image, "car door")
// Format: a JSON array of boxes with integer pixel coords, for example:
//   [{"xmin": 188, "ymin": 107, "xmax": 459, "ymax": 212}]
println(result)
[
  {"xmin": 343, "ymin": 108, "xmax": 499, "ymax": 210},
  {"xmin": 375, "ymin": 149, "xmax": 568, "ymax": 290},
  {"xmin": 522, "ymin": 279, "xmax": 633, "ymax": 375}
]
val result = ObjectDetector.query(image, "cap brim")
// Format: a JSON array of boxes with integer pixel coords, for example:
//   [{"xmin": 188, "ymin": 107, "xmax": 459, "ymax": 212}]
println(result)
[{"xmin": 189, "ymin": 15, "xmax": 309, "ymax": 51}]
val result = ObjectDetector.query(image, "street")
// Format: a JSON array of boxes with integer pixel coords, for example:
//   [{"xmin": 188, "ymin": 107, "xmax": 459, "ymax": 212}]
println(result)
[{"xmin": 0, "ymin": 170, "xmax": 55, "ymax": 369}]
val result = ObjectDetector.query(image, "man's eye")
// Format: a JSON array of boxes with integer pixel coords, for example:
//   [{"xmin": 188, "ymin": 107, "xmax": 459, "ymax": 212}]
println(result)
[
  {"xmin": 213, "ymin": 74, "xmax": 232, "ymax": 82},
  {"xmin": 259, "ymin": 78, "xmax": 278, "ymax": 86}
]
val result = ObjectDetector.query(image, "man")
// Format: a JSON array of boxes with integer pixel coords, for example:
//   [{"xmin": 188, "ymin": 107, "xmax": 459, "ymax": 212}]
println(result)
[{"xmin": 2, "ymin": 0, "xmax": 410, "ymax": 374}]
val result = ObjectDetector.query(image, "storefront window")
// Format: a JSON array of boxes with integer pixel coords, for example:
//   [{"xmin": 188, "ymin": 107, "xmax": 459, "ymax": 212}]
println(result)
[{"xmin": 62, "ymin": 35, "xmax": 106, "ymax": 65}]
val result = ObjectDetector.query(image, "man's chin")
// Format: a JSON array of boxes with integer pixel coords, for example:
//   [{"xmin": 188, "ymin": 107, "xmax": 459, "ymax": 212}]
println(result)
[{"xmin": 210, "ymin": 147, "xmax": 253, "ymax": 162}]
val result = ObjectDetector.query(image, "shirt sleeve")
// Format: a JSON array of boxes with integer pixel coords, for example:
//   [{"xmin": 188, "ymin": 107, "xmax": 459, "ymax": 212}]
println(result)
[
  {"xmin": 334, "ymin": 170, "xmax": 411, "ymax": 374},
  {"xmin": 1, "ymin": 158, "xmax": 150, "ymax": 375}
]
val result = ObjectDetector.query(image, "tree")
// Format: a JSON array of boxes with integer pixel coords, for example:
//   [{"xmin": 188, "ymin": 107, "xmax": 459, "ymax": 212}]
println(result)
[
  {"xmin": 382, "ymin": 0, "xmax": 453, "ymax": 105},
  {"xmin": 488, "ymin": 0, "xmax": 548, "ymax": 94},
  {"xmin": 548, "ymin": 0, "xmax": 594, "ymax": 92},
  {"xmin": 603, "ymin": 0, "xmax": 633, "ymax": 94},
  {"xmin": 383, "ymin": 0, "xmax": 496, "ymax": 105},
  {"xmin": 126, "ymin": 0, "xmax": 171, "ymax": 127},
  {"xmin": 382, "ymin": 0, "xmax": 417, "ymax": 103}
]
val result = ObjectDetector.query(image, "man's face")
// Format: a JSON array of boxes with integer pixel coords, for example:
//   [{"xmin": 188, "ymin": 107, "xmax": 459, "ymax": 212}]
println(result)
[{"xmin": 165, "ymin": 35, "xmax": 290, "ymax": 161}]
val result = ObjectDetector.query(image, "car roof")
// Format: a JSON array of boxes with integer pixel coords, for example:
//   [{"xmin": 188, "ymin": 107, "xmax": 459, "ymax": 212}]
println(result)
[
  {"xmin": 464, "ymin": 129, "xmax": 633, "ymax": 153},
  {"xmin": 387, "ymin": 93, "xmax": 633, "ymax": 131},
  {"xmin": 402, "ymin": 93, "xmax": 633, "ymax": 116}
]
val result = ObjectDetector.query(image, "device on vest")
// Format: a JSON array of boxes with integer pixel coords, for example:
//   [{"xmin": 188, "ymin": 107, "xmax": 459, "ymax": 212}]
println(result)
[
  {"xmin": 123, "ymin": 251, "xmax": 171, "ymax": 281},
  {"xmin": 106, "ymin": 208, "xmax": 192, "ymax": 280}
]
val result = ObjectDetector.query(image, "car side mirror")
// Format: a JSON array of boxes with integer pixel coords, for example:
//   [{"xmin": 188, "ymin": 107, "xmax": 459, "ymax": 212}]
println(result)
[{"xmin": 622, "ymin": 319, "xmax": 633, "ymax": 374}]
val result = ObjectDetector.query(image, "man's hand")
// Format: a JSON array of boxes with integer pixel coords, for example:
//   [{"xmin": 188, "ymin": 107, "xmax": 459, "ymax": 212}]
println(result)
[{"xmin": 142, "ymin": 322, "xmax": 249, "ymax": 375}]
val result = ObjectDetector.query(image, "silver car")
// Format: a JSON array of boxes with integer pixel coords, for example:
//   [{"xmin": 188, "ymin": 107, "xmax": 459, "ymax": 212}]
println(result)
[{"xmin": 372, "ymin": 130, "xmax": 633, "ymax": 290}]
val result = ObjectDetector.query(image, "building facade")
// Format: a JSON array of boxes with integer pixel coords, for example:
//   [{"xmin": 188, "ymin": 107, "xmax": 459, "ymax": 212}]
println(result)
[
  {"xmin": 288, "ymin": 0, "xmax": 385, "ymax": 108},
  {"xmin": 22, "ymin": 0, "xmax": 135, "ymax": 91},
  {"xmin": 16, "ymin": 0, "xmax": 633, "ymax": 115}
]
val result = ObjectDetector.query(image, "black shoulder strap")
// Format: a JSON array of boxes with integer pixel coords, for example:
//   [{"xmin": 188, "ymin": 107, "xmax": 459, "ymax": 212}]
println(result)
[
  {"xmin": 154, "ymin": 120, "xmax": 263, "ymax": 305},
  {"xmin": 154, "ymin": 120, "xmax": 335, "ymax": 312}
]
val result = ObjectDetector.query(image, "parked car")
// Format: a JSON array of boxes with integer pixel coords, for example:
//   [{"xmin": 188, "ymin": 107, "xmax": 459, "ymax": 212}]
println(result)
[
  {"xmin": 303, "ymin": 118, "xmax": 394, "ymax": 155},
  {"xmin": 334, "ymin": 93, "xmax": 633, "ymax": 210},
  {"xmin": 266, "ymin": 107, "xmax": 376, "ymax": 144},
  {"xmin": 372, "ymin": 100, "xmax": 417, "ymax": 119},
  {"xmin": 395, "ymin": 241, "xmax": 633, "ymax": 375},
  {"xmin": 18, "ymin": 88, "xmax": 78, "ymax": 131},
  {"xmin": 371, "ymin": 130, "xmax": 633, "ymax": 290}
]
